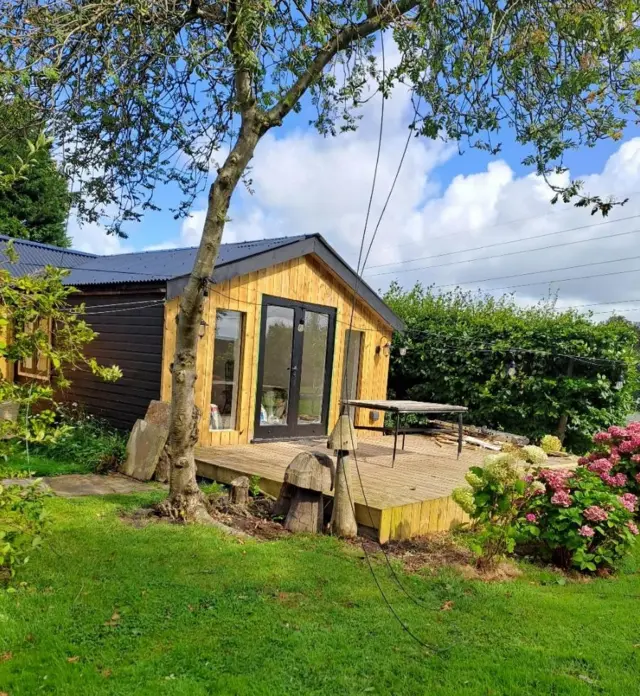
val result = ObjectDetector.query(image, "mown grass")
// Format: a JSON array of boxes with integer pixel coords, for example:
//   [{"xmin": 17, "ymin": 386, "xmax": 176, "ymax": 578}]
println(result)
[{"xmin": 1, "ymin": 487, "xmax": 640, "ymax": 696}]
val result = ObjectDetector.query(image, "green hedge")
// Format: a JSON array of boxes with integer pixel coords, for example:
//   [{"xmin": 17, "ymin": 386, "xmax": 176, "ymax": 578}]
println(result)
[{"xmin": 384, "ymin": 283, "xmax": 639, "ymax": 453}]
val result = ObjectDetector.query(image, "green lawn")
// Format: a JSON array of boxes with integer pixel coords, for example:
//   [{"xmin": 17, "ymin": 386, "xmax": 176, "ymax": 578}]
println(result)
[
  {"xmin": 1, "ymin": 489, "xmax": 640, "ymax": 694},
  {"xmin": 2, "ymin": 450, "xmax": 95, "ymax": 477}
]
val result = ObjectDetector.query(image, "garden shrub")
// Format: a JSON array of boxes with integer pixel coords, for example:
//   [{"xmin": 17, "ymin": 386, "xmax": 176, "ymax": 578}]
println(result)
[
  {"xmin": 540, "ymin": 434, "xmax": 563, "ymax": 454},
  {"xmin": 454, "ymin": 451, "xmax": 638, "ymax": 572},
  {"xmin": 0, "ymin": 480, "xmax": 49, "ymax": 582},
  {"xmin": 34, "ymin": 406, "xmax": 127, "ymax": 473},
  {"xmin": 578, "ymin": 421, "xmax": 640, "ymax": 497},
  {"xmin": 384, "ymin": 284, "xmax": 639, "ymax": 453}
]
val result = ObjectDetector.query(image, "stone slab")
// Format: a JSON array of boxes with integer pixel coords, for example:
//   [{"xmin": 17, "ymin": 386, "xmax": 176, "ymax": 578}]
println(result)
[
  {"xmin": 120, "ymin": 419, "xmax": 167, "ymax": 481},
  {"xmin": 144, "ymin": 400, "xmax": 172, "ymax": 430}
]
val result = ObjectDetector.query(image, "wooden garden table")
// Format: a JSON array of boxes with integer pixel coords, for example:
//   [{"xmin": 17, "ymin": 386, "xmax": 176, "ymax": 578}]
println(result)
[{"xmin": 341, "ymin": 399, "xmax": 468, "ymax": 467}]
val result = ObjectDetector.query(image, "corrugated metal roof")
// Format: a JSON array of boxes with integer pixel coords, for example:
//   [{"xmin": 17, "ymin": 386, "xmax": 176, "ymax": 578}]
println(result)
[
  {"xmin": 63, "ymin": 235, "xmax": 310, "ymax": 286},
  {"xmin": 0, "ymin": 235, "xmax": 96, "ymax": 277}
]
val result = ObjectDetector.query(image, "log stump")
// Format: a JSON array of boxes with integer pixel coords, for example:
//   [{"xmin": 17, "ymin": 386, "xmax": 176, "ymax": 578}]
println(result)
[
  {"xmin": 230, "ymin": 476, "xmax": 250, "ymax": 506},
  {"xmin": 276, "ymin": 452, "xmax": 334, "ymax": 534}
]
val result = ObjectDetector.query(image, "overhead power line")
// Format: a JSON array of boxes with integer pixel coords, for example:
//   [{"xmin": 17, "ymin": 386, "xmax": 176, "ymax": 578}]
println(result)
[
  {"xmin": 431, "ymin": 252, "xmax": 640, "ymax": 290},
  {"xmin": 364, "ymin": 213, "xmax": 640, "ymax": 274},
  {"xmin": 461, "ymin": 265, "xmax": 640, "ymax": 293},
  {"xmin": 366, "ymin": 226, "xmax": 640, "ymax": 278}
]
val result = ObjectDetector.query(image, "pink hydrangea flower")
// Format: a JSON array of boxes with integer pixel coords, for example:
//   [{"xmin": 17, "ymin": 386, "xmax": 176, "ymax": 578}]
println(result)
[
  {"xmin": 525, "ymin": 513, "xmax": 537, "ymax": 523},
  {"xmin": 584, "ymin": 505, "xmax": 608, "ymax": 522},
  {"xmin": 628, "ymin": 522, "xmax": 639, "ymax": 536},
  {"xmin": 618, "ymin": 493, "xmax": 638, "ymax": 513},
  {"xmin": 578, "ymin": 525, "xmax": 595, "ymax": 538},
  {"xmin": 600, "ymin": 472, "xmax": 627, "ymax": 487},
  {"xmin": 587, "ymin": 458, "xmax": 614, "ymax": 476},
  {"xmin": 594, "ymin": 431, "xmax": 613, "ymax": 443},
  {"xmin": 618, "ymin": 439, "xmax": 640, "ymax": 454},
  {"xmin": 608, "ymin": 426, "xmax": 628, "ymax": 438},
  {"xmin": 577, "ymin": 456, "xmax": 589, "ymax": 466},
  {"xmin": 539, "ymin": 469, "xmax": 573, "ymax": 492},
  {"xmin": 631, "ymin": 454, "xmax": 640, "ymax": 464},
  {"xmin": 551, "ymin": 490, "xmax": 572, "ymax": 507},
  {"xmin": 635, "ymin": 472, "xmax": 640, "ymax": 484}
]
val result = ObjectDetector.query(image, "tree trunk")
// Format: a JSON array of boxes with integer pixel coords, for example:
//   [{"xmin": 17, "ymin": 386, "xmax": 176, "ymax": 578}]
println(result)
[
  {"xmin": 161, "ymin": 110, "xmax": 264, "ymax": 521},
  {"xmin": 330, "ymin": 452, "xmax": 358, "ymax": 538}
]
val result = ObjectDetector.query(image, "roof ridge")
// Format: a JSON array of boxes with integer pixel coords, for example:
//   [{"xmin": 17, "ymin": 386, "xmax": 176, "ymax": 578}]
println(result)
[
  {"xmin": 0, "ymin": 234, "xmax": 97, "ymax": 258},
  {"xmin": 80, "ymin": 234, "xmax": 311, "ymax": 260}
]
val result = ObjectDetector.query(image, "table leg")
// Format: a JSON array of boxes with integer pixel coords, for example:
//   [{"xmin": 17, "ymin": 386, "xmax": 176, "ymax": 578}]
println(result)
[
  {"xmin": 457, "ymin": 413, "xmax": 463, "ymax": 459},
  {"xmin": 392, "ymin": 411, "xmax": 400, "ymax": 468}
]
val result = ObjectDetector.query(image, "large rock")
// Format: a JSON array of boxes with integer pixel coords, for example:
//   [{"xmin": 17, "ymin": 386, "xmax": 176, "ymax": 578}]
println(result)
[
  {"xmin": 143, "ymin": 401, "xmax": 172, "ymax": 483},
  {"xmin": 144, "ymin": 400, "xmax": 172, "ymax": 430},
  {"xmin": 120, "ymin": 419, "xmax": 168, "ymax": 481}
]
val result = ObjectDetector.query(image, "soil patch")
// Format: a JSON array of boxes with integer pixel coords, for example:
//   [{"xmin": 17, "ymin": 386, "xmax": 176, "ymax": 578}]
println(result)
[
  {"xmin": 354, "ymin": 533, "xmax": 522, "ymax": 581},
  {"xmin": 206, "ymin": 494, "xmax": 290, "ymax": 541}
]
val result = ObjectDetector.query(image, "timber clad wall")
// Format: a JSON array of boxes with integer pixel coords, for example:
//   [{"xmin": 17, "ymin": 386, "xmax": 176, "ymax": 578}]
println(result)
[
  {"xmin": 161, "ymin": 254, "xmax": 393, "ymax": 447},
  {"xmin": 61, "ymin": 290, "xmax": 165, "ymax": 429}
]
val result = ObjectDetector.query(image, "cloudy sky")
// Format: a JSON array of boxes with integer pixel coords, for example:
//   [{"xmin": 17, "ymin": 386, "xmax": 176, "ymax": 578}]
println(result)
[{"xmin": 68, "ymin": 60, "xmax": 640, "ymax": 322}]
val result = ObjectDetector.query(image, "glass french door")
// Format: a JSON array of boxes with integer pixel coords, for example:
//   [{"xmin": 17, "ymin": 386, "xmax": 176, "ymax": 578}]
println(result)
[{"xmin": 254, "ymin": 295, "xmax": 336, "ymax": 439}]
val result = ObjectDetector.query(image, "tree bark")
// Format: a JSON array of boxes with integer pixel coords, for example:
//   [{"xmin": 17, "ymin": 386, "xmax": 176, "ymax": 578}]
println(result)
[{"xmin": 161, "ymin": 109, "xmax": 264, "ymax": 520}]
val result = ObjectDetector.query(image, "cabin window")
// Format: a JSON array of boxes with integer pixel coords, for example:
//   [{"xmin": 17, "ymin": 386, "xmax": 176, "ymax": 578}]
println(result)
[
  {"xmin": 209, "ymin": 310, "xmax": 244, "ymax": 431},
  {"xmin": 16, "ymin": 318, "xmax": 51, "ymax": 381}
]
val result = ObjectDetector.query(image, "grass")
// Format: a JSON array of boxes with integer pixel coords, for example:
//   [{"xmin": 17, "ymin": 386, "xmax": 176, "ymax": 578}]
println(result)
[
  {"xmin": 1, "ymin": 470, "xmax": 640, "ymax": 693},
  {"xmin": 1, "ymin": 449, "xmax": 96, "ymax": 477}
]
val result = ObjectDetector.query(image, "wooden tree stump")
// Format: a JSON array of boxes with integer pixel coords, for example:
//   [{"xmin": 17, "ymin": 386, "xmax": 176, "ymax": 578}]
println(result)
[
  {"xmin": 230, "ymin": 476, "xmax": 250, "ymax": 506},
  {"xmin": 328, "ymin": 415, "xmax": 358, "ymax": 538},
  {"xmin": 278, "ymin": 452, "xmax": 334, "ymax": 534}
]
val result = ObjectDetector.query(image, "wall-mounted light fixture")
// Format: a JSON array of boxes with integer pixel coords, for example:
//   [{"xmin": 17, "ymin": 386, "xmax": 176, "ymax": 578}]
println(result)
[
  {"xmin": 375, "ymin": 339, "xmax": 391, "ymax": 357},
  {"xmin": 198, "ymin": 320, "xmax": 208, "ymax": 338}
]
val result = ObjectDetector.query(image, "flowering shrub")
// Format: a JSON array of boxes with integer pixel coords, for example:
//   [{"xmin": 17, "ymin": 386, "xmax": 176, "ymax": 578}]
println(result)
[
  {"xmin": 523, "ymin": 467, "xmax": 637, "ymax": 572},
  {"xmin": 454, "ymin": 453, "xmax": 638, "ymax": 572},
  {"xmin": 453, "ymin": 453, "xmax": 531, "ymax": 568},
  {"xmin": 540, "ymin": 435, "xmax": 563, "ymax": 454},
  {"xmin": 578, "ymin": 422, "xmax": 640, "ymax": 496}
]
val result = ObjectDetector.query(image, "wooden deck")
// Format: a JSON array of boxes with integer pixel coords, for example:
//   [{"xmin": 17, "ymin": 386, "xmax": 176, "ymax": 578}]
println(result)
[{"xmin": 195, "ymin": 434, "xmax": 485, "ymax": 542}]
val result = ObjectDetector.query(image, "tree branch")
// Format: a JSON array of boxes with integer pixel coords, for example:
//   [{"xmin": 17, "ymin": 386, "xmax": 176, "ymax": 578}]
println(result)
[{"xmin": 265, "ymin": 0, "xmax": 419, "ymax": 126}]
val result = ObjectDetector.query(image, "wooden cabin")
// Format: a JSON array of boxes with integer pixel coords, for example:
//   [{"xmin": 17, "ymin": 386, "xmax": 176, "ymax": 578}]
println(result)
[
  {"xmin": 1, "ymin": 235, "xmax": 476, "ymax": 542},
  {"xmin": 1, "ymin": 234, "xmax": 403, "ymax": 446}
]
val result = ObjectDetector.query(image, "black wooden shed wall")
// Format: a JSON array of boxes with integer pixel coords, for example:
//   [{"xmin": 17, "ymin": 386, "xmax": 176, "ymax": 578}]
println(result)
[{"xmin": 60, "ymin": 288, "xmax": 165, "ymax": 430}]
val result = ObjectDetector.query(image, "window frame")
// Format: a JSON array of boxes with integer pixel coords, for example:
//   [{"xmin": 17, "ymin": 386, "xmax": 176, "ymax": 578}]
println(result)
[
  {"xmin": 209, "ymin": 309, "xmax": 245, "ymax": 432},
  {"xmin": 16, "ymin": 317, "xmax": 51, "ymax": 381}
]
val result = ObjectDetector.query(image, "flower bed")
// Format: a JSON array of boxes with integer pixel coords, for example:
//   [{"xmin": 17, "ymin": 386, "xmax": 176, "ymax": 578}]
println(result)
[{"xmin": 454, "ymin": 444, "xmax": 638, "ymax": 573}]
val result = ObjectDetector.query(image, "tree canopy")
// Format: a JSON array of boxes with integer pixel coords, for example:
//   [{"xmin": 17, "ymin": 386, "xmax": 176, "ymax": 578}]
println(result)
[
  {"xmin": 0, "ymin": 102, "xmax": 70, "ymax": 247},
  {"xmin": 1, "ymin": 0, "xmax": 638, "ymax": 234}
]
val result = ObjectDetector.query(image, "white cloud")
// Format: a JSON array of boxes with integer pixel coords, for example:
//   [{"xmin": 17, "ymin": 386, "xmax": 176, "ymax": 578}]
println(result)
[{"xmin": 68, "ymin": 217, "xmax": 133, "ymax": 255}]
